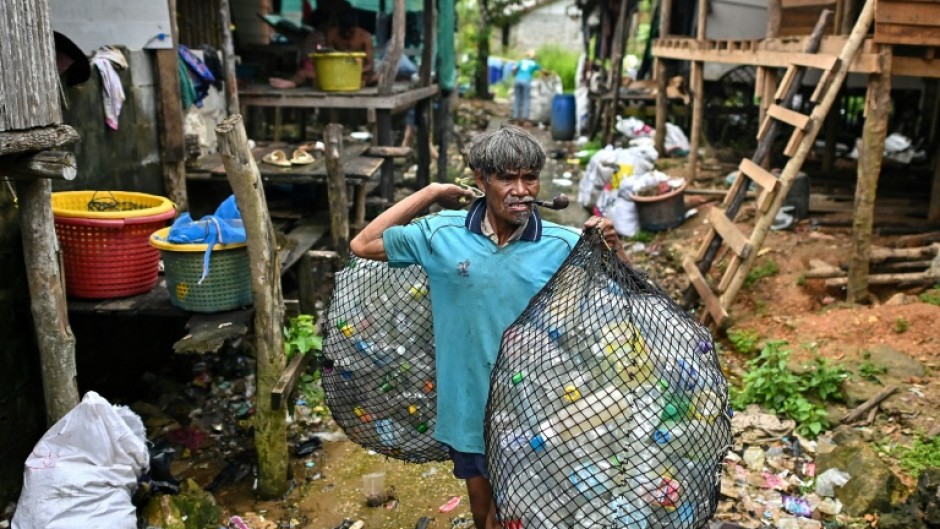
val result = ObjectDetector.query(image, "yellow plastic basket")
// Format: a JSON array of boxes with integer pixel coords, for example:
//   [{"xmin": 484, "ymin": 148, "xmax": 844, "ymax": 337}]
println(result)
[{"xmin": 312, "ymin": 52, "xmax": 366, "ymax": 92}]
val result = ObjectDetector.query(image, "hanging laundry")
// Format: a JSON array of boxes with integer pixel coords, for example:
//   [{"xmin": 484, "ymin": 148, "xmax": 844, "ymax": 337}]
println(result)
[
  {"xmin": 91, "ymin": 47, "xmax": 128, "ymax": 130},
  {"xmin": 179, "ymin": 58, "xmax": 197, "ymax": 110},
  {"xmin": 178, "ymin": 45, "xmax": 217, "ymax": 108}
]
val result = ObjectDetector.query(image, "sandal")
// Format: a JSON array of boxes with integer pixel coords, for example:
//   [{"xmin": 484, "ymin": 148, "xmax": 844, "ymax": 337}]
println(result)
[
  {"xmin": 290, "ymin": 148, "xmax": 316, "ymax": 165},
  {"xmin": 261, "ymin": 149, "xmax": 291, "ymax": 167}
]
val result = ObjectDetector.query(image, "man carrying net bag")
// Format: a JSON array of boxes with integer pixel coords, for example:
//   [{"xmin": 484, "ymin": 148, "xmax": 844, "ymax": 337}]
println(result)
[{"xmin": 342, "ymin": 125, "xmax": 730, "ymax": 529}]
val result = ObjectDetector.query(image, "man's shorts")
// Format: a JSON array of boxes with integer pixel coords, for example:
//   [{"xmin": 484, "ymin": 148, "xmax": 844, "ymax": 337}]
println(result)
[{"xmin": 448, "ymin": 446, "xmax": 490, "ymax": 480}]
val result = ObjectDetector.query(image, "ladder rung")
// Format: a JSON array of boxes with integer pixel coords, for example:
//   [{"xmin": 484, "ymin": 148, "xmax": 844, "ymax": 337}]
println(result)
[
  {"xmin": 781, "ymin": 0, "xmax": 835, "ymax": 7},
  {"xmin": 682, "ymin": 257, "xmax": 729, "ymax": 328},
  {"xmin": 767, "ymin": 104, "xmax": 812, "ymax": 131},
  {"xmin": 773, "ymin": 66, "xmax": 798, "ymax": 102},
  {"xmin": 739, "ymin": 158, "xmax": 780, "ymax": 193},
  {"xmin": 789, "ymin": 53, "xmax": 839, "ymax": 71},
  {"xmin": 708, "ymin": 208, "xmax": 753, "ymax": 259}
]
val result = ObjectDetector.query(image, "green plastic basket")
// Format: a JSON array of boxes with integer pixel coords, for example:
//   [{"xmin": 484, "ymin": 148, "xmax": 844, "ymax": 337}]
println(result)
[{"xmin": 151, "ymin": 228, "xmax": 252, "ymax": 313}]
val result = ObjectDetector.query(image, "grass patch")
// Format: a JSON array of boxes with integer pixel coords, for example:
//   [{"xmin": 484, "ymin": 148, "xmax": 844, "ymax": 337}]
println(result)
[
  {"xmin": 744, "ymin": 259, "xmax": 780, "ymax": 288},
  {"xmin": 727, "ymin": 328, "xmax": 760, "ymax": 355},
  {"xmin": 894, "ymin": 317, "xmax": 909, "ymax": 334},
  {"xmin": 731, "ymin": 340, "xmax": 849, "ymax": 438},
  {"xmin": 630, "ymin": 230, "xmax": 655, "ymax": 243},
  {"xmin": 920, "ymin": 286, "xmax": 940, "ymax": 306},
  {"xmin": 898, "ymin": 437, "xmax": 940, "ymax": 478},
  {"xmin": 535, "ymin": 44, "xmax": 580, "ymax": 92}
]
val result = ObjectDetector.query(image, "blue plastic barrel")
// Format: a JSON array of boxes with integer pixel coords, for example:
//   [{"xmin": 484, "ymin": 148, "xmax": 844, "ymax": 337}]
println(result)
[
  {"xmin": 551, "ymin": 94, "xmax": 576, "ymax": 141},
  {"xmin": 487, "ymin": 57, "xmax": 504, "ymax": 84}
]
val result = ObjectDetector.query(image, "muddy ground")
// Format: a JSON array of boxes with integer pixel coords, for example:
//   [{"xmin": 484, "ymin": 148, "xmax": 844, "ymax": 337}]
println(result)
[{"xmin": 151, "ymin": 98, "xmax": 940, "ymax": 529}]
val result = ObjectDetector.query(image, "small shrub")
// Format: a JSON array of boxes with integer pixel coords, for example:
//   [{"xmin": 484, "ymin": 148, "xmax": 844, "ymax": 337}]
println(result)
[
  {"xmin": 283, "ymin": 314, "xmax": 326, "ymax": 412},
  {"xmin": 858, "ymin": 361, "xmax": 887, "ymax": 384},
  {"xmin": 898, "ymin": 437, "xmax": 940, "ymax": 478},
  {"xmin": 731, "ymin": 340, "xmax": 849, "ymax": 438},
  {"xmin": 744, "ymin": 259, "xmax": 780, "ymax": 288},
  {"xmin": 796, "ymin": 273, "xmax": 806, "ymax": 287},
  {"xmin": 535, "ymin": 44, "xmax": 580, "ymax": 91},
  {"xmin": 727, "ymin": 328, "xmax": 760, "ymax": 355}
]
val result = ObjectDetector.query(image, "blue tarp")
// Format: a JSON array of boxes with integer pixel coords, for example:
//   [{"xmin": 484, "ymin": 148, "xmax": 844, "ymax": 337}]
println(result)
[{"xmin": 161, "ymin": 195, "xmax": 246, "ymax": 284}]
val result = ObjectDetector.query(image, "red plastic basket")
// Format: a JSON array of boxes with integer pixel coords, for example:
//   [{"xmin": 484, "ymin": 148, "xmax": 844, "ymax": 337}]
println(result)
[{"xmin": 52, "ymin": 193, "xmax": 177, "ymax": 299}]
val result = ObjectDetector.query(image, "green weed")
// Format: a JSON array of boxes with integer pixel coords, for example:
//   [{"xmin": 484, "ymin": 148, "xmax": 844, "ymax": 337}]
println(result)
[
  {"xmin": 744, "ymin": 259, "xmax": 779, "ymax": 288},
  {"xmin": 858, "ymin": 361, "xmax": 887, "ymax": 384},
  {"xmin": 283, "ymin": 314, "xmax": 326, "ymax": 413},
  {"xmin": 731, "ymin": 340, "xmax": 849, "ymax": 438},
  {"xmin": 920, "ymin": 286, "xmax": 940, "ymax": 306},
  {"xmin": 898, "ymin": 437, "xmax": 940, "ymax": 478},
  {"xmin": 535, "ymin": 44, "xmax": 580, "ymax": 92},
  {"xmin": 630, "ymin": 230, "xmax": 655, "ymax": 243},
  {"xmin": 727, "ymin": 328, "xmax": 760, "ymax": 355},
  {"xmin": 894, "ymin": 317, "xmax": 909, "ymax": 334}
]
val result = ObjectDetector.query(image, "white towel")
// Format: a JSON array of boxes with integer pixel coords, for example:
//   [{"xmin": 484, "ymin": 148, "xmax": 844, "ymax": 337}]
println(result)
[{"xmin": 91, "ymin": 47, "xmax": 128, "ymax": 130}]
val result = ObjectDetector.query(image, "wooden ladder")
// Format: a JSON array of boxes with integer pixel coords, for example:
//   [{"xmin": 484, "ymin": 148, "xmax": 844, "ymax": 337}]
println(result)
[{"xmin": 682, "ymin": 0, "xmax": 876, "ymax": 328}]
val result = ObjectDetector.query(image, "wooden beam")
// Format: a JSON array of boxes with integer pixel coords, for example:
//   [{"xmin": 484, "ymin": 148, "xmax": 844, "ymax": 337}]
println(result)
[
  {"xmin": 0, "ymin": 125, "xmax": 79, "ymax": 156},
  {"xmin": 682, "ymin": 257, "xmax": 729, "ymax": 327},
  {"xmin": 367, "ymin": 145, "xmax": 412, "ymax": 158},
  {"xmin": 654, "ymin": 0, "xmax": 672, "ymax": 154},
  {"xmin": 708, "ymin": 208, "xmax": 752, "ymax": 259},
  {"xmin": 271, "ymin": 345, "xmax": 316, "ymax": 410},
  {"xmin": 847, "ymin": 45, "xmax": 892, "ymax": 303},
  {"xmin": 766, "ymin": 104, "xmax": 812, "ymax": 131},
  {"xmin": 155, "ymin": 43, "xmax": 189, "ymax": 212},
  {"xmin": 930, "ymin": 150, "xmax": 940, "ymax": 222},
  {"xmin": 219, "ymin": 0, "xmax": 240, "ymax": 116},
  {"xmin": 216, "ymin": 114, "xmax": 288, "ymax": 499},
  {"xmin": 782, "ymin": 0, "xmax": 836, "ymax": 7},
  {"xmin": 688, "ymin": 0, "xmax": 707, "ymax": 181},
  {"xmin": 0, "ymin": 151, "xmax": 77, "ymax": 180},
  {"xmin": 325, "ymin": 124, "xmax": 351, "ymax": 257},
  {"xmin": 17, "ymin": 178, "xmax": 79, "ymax": 425}
]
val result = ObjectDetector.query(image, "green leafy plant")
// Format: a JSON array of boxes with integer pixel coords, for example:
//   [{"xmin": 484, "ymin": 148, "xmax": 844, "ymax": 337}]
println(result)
[
  {"xmin": 919, "ymin": 286, "xmax": 940, "ymax": 306},
  {"xmin": 630, "ymin": 230, "xmax": 655, "ymax": 243},
  {"xmin": 535, "ymin": 44, "xmax": 580, "ymax": 92},
  {"xmin": 858, "ymin": 361, "xmax": 887, "ymax": 384},
  {"xmin": 727, "ymin": 328, "xmax": 760, "ymax": 355},
  {"xmin": 796, "ymin": 273, "xmax": 806, "ymax": 287},
  {"xmin": 283, "ymin": 314, "xmax": 323, "ymax": 361},
  {"xmin": 744, "ymin": 259, "xmax": 780, "ymax": 288},
  {"xmin": 894, "ymin": 317, "xmax": 909, "ymax": 334},
  {"xmin": 731, "ymin": 340, "xmax": 849, "ymax": 437},
  {"xmin": 898, "ymin": 437, "xmax": 940, "ymax": 478}
]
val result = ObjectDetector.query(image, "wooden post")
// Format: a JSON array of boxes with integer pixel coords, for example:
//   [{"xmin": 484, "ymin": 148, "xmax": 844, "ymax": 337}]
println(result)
[
  {"xmin": 930, "ymin": 150, "xmax": 940, "ymax": 223},
  {"xmin": 416, "ymin": 0, "xmax": 436, "ymax": 189},
  {"xmin": 759, "ymin": 0, "xmax": 782, "ymax": 125},
  {"xmin": 604, "ymin": 0, "xmax": 629, "ymax": 146},
  {"xmin": 841, "ymin": 0, "xmax": 858, "ymax": 34},
  {"xmin": 325, "ymin": 124, "xmax": 350, "ymax": 257},
  {"xmin": 436, "ymin": 94, "xmax": 450, "ymax": 183},
  {"xmin": 17, "ymin": 178, "xmax": 79, "ymax": 425},
  {"xmin": 688, "ymin": 0, "xmax": 708, "ymax": 180},
  {"xmin": 379, "ymin": 0, "xmax": 407, "ymax": 94},
  {"xmin": 847, "ymin": 45, "xmax": 892, "ymax": 303},
  {"xmin": 653, "ymin": 0, "xmax": 672, "ymax": 154},
  {"xmin": 1, "ymin": 151, "xmax": 77, "ymax": 180},
  {"xmin": 215, "ymin": 114, "xmax": 287, "ymax": 500},
  {"xmin": 219, "ymin": 0, "xmax": 240, "ymax": 116},
  {"xmin": 155, "ymin": 0, "xmax": 189, "ymax": 211}
]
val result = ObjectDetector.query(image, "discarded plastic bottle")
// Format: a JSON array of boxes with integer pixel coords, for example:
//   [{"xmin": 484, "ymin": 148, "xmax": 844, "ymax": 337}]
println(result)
[
  {"xmin": 651, "ymin": 419, "xmax": 716, "ymax": 461},
  {"xmin": 530, "ymin": 386, "xmax": 632, "ymax": 452}
]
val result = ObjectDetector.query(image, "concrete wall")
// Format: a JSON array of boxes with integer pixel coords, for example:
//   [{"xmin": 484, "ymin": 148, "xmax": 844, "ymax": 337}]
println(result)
[
  {"xmin": 502, "ymin": 0, "xmax": 582, "ymax": 54},
  {"xmin": 55, "ymin": 48, "xmax": 166, "ymax": 195}
]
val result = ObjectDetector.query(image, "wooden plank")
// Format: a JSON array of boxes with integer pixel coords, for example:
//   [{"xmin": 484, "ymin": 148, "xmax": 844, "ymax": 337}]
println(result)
[
  {"xmin": 0, "ymin": 150, "xmax": 77, "ymax": 180},
  {"xmin": 893, "ymin": 56, "xmax": 940, "ymax": 78},
  {"xmin": 774, "ymin": 66, "xmax": 798, "ymax": 101},
  {"xmin": 366, "ymin": 146, "xmax": 412, "ymax": 158},
  {"xmin": 271, "ymin": 347, "xmax": 316, "ymax": 410},
  {"xmin": 652, "ymin": 39, "xmax": 880, "ymax": 73},
  {"xmin": 155, "ymin": 46, "xmax": 189, "ymax": 211},
  {"xmin": 718, "ymin": 255, "xmax": 744, "ymax": 293},
  {"xmin": 239, "ymin": 84, "xmax": 439, "ymax": 111},
  {"xmin": 874, "ymin": 23, "xmax": 940, "ymax": 46},
  {"xmin": 767, "ymin": 103, "xmax": 813, "ymax": 130},
  {"xmin": 782, "ymin": 0, "xmax": 836, "ymax": 7},
  {"xmin": 173, "ymin": 309, "xmax": 253, "ymax": 355},
  {"xmin": 784, "ymin": 129, "xmax": 806, "ymax": 157},
  {"xmin": 682, "ymin": 257, "xmax": 729, "ymax": 327},
  {"xmin": 0, "ymin": 0, "xmax": 61, "ymax": 131},
  {"xmin": 708, "ymin": 208, "xmax": 753, "ymax": 259},
  {"xmin": 325, "ymin": 124, "xmax": 351, "ymax": 257},
  {"xmin": 739, "ymin": 158, "xmax": 781, "ymax": 194},
  {"xmin": 876, "ymin": 1, "xmax": 940, "ymax": 26},
  {"xmin": 278, "ymin": 220, "xmax": 328, "ymax": 273},
  {"xmin": 0, "ymin": 125, "xmax": 79, "ymax": 157},
  {"xmin": 789, "ymin": 52, "xmax": 839, "ymax": 70}
]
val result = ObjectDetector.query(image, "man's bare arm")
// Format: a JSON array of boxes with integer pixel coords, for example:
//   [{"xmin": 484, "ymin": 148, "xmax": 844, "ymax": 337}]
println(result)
[{"xmin": 350, "ymin": 183, "xmax": 476, "ymax": 261}]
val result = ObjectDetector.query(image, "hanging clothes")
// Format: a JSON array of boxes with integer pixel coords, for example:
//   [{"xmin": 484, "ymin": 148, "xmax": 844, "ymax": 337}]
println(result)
[
  {"xmin": 179, "ymin": 58, "xmax": 197, "ymax": 110},
  {"xmin": 90, "ymin": 47, "xmax": 128, "ymax": 130},
  {"xmin": 178, "ymin": 45, "xmax": 216, "ymax": 108}
]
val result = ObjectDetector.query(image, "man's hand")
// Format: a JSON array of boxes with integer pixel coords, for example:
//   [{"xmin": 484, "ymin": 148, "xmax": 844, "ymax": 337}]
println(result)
[
  {"xmin": 434, "ymin": 183, "xmax": 478, "ymax": 210},
  {"xmin": 583, "ymin": 215, "xmax": 629, "ymax": 262}
]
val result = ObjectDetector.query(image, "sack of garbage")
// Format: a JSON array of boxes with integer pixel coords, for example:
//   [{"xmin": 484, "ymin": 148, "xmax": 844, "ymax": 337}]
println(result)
[
  {"xmin": 485, "ymin": 230, "xmax": 732, "ymax": 529},
  {"xmin": 321, "ymin": 257, "xmax": 448, "ymax": 462},
  {"xmin": 13, "ymin": 392, "xmax": 149, "ymax": 529}
]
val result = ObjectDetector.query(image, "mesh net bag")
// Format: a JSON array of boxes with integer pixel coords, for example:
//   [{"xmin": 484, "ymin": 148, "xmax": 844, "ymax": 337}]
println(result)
[
  {"xmin": 321, "ymin": 257, "xmax": 448, "ymax": 463},
  {"xmin": 485, "ymin": 230, "xmax": 732, "ymax": 529}
]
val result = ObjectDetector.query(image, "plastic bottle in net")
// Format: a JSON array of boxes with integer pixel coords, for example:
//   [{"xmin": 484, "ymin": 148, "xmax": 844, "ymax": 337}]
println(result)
[
  {"xmin": 485, "ymin": 230, "xmax": 733, "ymax": 529},
  {"xmin": 321, "ymin": 257, "xmax": 448, "ymax": 462}
]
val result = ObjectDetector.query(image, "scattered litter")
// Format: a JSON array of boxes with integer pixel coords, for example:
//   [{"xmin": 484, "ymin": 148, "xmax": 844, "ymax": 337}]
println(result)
[
  {"xmin": 439, "ymin": 496, "xmax": 462, "ymax": 512},
  {"xmin": 552, "ymin": 178, "xmax": 573, "ymax": 187},
  {"xmin": 814, "ymin": 468, "xmax": 850, "ymax": 497},
  {"xmin": 782, "ymin": 495, "xmax": 813, "ymax": 517}
]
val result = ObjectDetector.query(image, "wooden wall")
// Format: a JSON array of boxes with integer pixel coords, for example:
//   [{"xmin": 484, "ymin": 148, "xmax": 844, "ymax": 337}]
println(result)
[
  {"xmin": 0, "ymin": 0, "xmax": 61, "ymax": 131},
  {"xmin": 874, "ymin": 0, "xmax": 940, "ymax": 46},
  {"xmin": 779, "ymin": 0, "xmax": 843, "ymax": 36},
  {"xmin": 178, "ymin": 0, "xmax": 224, "ymax": 49}
]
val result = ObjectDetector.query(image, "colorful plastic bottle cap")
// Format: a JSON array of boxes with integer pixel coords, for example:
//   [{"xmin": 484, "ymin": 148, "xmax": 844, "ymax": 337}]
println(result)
[
  {"xmin": 340, "ymin": 323, "xmax": 355, "ymax": 337},
  {"xmin": 529, "ymin": 435, "xmax": 546, "ymax": 452},
  {"xmin": 653, "ymin": 428, "xmax": 671, "ymax": 445},
  {"xmin": 511, "ymin": 372, "xmax": 525, "ymax": 384},
  {"xmin": 379, "ymin": 382, "xmax": 393, "ymax": 392},
  {"xmin": 423, "ymin": 380, "xmax": 435, "ymax": 393},
  {"xmin": 408, "ymin": 404, "xmax": 418, "ymax": 415},
  {"xmin": 416, "ymin": 423, "xmax": 428, "ymax": 433},
  {"xmin": 409, "ymin": 285, "xmax": 429, "ymax": 301},
  {"xmin": 548, "ymin": 326, "xmax": 563, "ymax": 341},
  {"xmin": 564, "ymin": 385, "xmax": 581, "ymax": 402}
]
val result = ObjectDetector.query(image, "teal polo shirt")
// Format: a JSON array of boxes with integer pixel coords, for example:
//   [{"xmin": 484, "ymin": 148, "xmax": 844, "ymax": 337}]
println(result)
[{"xmin": 383, "ymin": 199, "xmax": 580, "ymax": 454}]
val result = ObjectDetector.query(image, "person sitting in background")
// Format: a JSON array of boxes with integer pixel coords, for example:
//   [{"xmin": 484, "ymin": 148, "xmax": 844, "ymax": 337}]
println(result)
[
  {"xmin": 268, "ymin": 0, "xmax": 351, "ymax": 89},
  {"xmin": 325, "ymin": 8, "xmax": 376, "ymax": 86}
]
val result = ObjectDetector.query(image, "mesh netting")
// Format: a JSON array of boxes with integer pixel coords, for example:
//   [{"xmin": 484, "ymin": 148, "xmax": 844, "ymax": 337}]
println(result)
[
  {"xmin": 485, "ymin": 230, "xmax": 732, "ymax": 529},
  {"xmin": 320, "ymin": 257, "xmax": 449, "ymax": 463}
]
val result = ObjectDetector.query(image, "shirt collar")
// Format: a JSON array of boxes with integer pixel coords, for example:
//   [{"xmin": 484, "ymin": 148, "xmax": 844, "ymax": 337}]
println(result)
[{"xmin": 465, "ymin": 198, "xmax": 542, "ymax": 242}]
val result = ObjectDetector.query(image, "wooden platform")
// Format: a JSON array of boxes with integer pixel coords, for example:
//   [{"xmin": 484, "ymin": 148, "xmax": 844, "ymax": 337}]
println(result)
[{"xmin": 238, "ymin": 83, "xmax": 438, "ymax": 111}]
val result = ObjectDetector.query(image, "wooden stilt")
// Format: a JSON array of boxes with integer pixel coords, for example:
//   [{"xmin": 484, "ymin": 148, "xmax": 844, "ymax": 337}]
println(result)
[
  {"xmin": 218, "ymin": 0, "xmax": 240, "ymax": 116},
  {"xmin": 847, "ymin": 45, "xmax": 892, "ymax": 302},
  {"xmin": 18, "ymin": 178, "xmax": 79, "ymax": 425},
  {"xmin": 688, "ymin": 0, "xmax": 708, "ymax": 180},
  {"xmin": 156, "ymin": 0, "xmax": 189, "ymax": 211},
  {"xmin": 325, "ymin": 124, "xmax": 351, "ymax": 257},
  {"xmin": 653, "ymin": 0, "xmax": 672, "ymax": 154},
  {"xmin": 216, "ymin": 114, "xmax": 288, "ymax": 499}
]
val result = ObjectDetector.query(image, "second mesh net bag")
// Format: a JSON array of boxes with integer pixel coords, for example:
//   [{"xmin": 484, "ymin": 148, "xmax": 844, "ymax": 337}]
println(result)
[
  {"xmin": 485, "ymin": 230, "xmax": 732, "ymax": 529},
  {"xmin": 321, "ymin": 257, "xmax": 448, "ymax": 462}
]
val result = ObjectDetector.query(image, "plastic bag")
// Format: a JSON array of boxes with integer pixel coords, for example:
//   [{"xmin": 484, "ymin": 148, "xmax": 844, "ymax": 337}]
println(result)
[
  {"xmin": 814, "ymin": 468, "xmax": 850, "ymax": 497},
  {"xmin": 320, "ymin": 258, "xmax": 447, "ymax": 462},
  {"xmin": 157, "ymin": 194, "xmax": 246, "ymax": 283},
  {"xmin": 529, "ymin": 73, "xmax": 563, "ymax": 123},
  {"xmin": 12, "ymin": 392, "xmax": 149, "ymax": 529},
  {"xmin": 485, "ymin": 230, "xmax": 732, "ymax": 529}
]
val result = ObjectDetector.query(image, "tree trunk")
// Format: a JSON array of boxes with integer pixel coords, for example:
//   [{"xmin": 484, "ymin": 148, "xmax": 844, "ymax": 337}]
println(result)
[
  {"xmin": 18, "ymin": 178, "xmax": 79, "ymax": 425},
  {"xmin": 475, "ymin": 0, "xmax": 491, "ymax": 99},
  {"xmin": 215, "ymin": 114, "xmax": 287, "ymax": 499}
]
